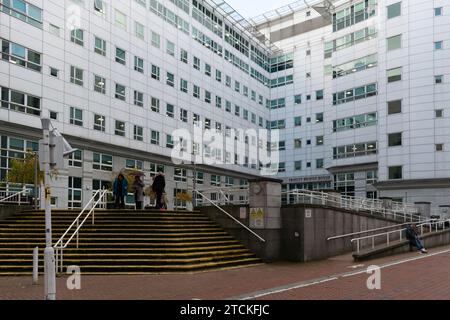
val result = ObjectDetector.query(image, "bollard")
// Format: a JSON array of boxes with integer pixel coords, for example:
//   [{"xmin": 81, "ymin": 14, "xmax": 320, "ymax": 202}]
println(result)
[{"xmin": 33, "ymin": 246, "xmax": 39, "ymax": 285}]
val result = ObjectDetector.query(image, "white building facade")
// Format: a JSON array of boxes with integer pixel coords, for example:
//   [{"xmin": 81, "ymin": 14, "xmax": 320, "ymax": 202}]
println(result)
[{"xmin": 0, "ymin": 0, "xmax": 449, "ymax": 210}]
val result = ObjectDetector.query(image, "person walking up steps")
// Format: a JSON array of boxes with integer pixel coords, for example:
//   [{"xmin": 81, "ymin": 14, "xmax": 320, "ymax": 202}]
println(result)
[{"xmin": 152, "ymin": 171, "xmax": 166, "ymax": 209}]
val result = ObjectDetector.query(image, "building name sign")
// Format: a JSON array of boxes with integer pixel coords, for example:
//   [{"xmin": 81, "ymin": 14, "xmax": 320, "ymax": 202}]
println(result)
[{"xmin": 287, "ymin": 175, "xmax": 333, "ymax": 183}]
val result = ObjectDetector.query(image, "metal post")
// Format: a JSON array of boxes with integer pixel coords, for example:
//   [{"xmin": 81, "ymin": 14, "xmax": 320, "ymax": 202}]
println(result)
[
  {"xmin": 42, "ymin": 118, "xmax": 56, "ymax": 300},
  {"xmin": 76, "ymin": 218, "xmax": 79, "ymax": 249},
  {"xmin": 33, "ymin": 246, "xmax": 39, "ymax": 285}
]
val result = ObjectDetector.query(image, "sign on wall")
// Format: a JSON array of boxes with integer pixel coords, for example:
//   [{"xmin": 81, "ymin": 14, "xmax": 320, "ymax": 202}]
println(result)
[{"xmin": 249, "ymin": 208, "xmax": 265, "ymax": 228}]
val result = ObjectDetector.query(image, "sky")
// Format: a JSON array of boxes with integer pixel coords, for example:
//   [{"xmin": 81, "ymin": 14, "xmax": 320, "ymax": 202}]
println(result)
[{"xmin": 224, "ymin": 0, "xmax": 297, "ymax": 20}]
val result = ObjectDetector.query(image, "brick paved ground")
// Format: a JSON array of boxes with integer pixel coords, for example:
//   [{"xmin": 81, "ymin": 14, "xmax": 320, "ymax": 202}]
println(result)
[{"xmin": 1, "ymin": 245, "xmax": 449, "ymax": 300}]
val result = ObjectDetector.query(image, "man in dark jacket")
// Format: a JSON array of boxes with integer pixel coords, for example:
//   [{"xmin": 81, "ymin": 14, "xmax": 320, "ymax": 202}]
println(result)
[
  {"xmin": 405, "ymin": 224, "xmax": 427, "ymax": 253},
  {"xmin": 113, "ymin": 174, "xmax": 128, "ymax": 209},
  {"xmin": 152, "ymin": 172, "xmax": 166, "ymax": 209}
]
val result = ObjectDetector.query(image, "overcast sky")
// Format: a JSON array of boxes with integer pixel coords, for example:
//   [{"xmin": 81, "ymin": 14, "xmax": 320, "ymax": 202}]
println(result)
[{"xmin": 224, "ymin": 0, "xmax": 297, "ymax": 20}]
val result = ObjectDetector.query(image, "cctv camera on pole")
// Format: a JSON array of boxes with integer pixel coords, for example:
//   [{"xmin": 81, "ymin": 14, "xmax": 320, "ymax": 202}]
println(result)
[{"xmin": 39, "ymin": 118, "xmax": 77, "ymax": 300}]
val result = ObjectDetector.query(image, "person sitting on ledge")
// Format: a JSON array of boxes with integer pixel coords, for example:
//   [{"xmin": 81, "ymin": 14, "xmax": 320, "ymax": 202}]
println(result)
[{"xmin": 405, "ymin": 224, "xmax": 427, "ymax": 254}]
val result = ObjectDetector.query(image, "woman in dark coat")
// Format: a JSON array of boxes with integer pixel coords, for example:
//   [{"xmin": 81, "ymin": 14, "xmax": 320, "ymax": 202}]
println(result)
[{"xmin": 152, "ymin": 172, "xmax": 166, "ymax": 209}]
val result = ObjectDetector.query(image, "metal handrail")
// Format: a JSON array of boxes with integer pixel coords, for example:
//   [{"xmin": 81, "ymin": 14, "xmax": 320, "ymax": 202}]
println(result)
[
  {"xmin": 195, "ymin": 190, "xmax": 265, "ymax": 243},
  {"xmin": 327, "ymin": 218, "xmax": 434, "ymax": 241},
  {"xmin": 196, "ymin": 186, "xmax": 249, "ymax": 206},
  {"xmin": 0, "ymin": 188, "xmax": 30, "ymax": 204},
  {"xmin": 284, "ymin": 189, "xmax": 421, "ymax": 222},
  {"xmin": 351, "ymin": 219, "xmax": 450, "ymax": 253},
  {"xmin": 54, "ymin": 189, "xmax": 108, "ymax": 273}
]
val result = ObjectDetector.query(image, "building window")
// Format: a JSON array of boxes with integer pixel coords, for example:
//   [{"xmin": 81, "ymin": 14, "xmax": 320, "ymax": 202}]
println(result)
[
  {"xmin": 151, "ymin": 31, "xmax": 160, "ymax": 48},
  {"xmin": 1, "ymin": 39, "xmax": 42, "ymax": 72},
  {"xmin": 70, "ymin": 66, "xmax": 83, "ymax": 86},
  {"xmin": 435, "ymin": 75, "xmax": 443, "ymax": 84},
  {"xmin": 435, "ymin": 109, "xmax": 443, "ymax": 118},
  {"xmin": 334, "ymin": 173, "xmax": 355, "ymax": 196},
  {"xmin": 134, "ymin": 56, "xmax": 144, "ymax": 73},
  {"xmin": 388, "ymin": 100, "xmax": 402, "ymax": 114},
  {"xmin": 316, "ymin": 136, "xmax": 324, "ymax": 146},
  {"xmin": 69, "ymin": 107, "xmax": 83, "ymax": 126},
  {"xmin": 388, "ymin": 132, "xmax": 402, "ymax": 147},
  {"xmin": 94, "ymin": 0, "xmax": 105, "ymax": 14},
  {"xmin": 94, "ymin": 75, "xmax": 106, "ymax": 94},
  {"xmin": 333, "ymin": 54, "xmax": 377, "ymax": 78},
  {"xmin": 49, "ymin": 111, "xmax": 58, "ymax": 120},
  {"xmin": 333, "ymin": 113, "xmax": 377, "ymax": 132},
  {"xmin": 435, "ymin": 41, "xmax": 443, "ymax": 50},
  {"xmin": 115, "ymin": 47, "xmax": 126, "ymax": 65},
  {"xmin": 316, "ymin": 113, "xmax": 324, "ymax": 123},
  {"xmin": 294, "ymin": 94, "xmax": 302, "ymax": 104},
  {"xmin": 50, "ymin": 67, "xmax": 59, "ymax": 77},
  {"xmin": 94, "ymin": 114, "xmax": 105, "ymax": 132},
  {"xmin": 180, "ymin": 79, "xmax": 188, "ymax": 93},
  {"xmin": 151, "ymin": 65, "xmax": 160, "ymax": 80},
  {"xmin": 388, "ymin": 166, "xmax": 402, "ymax": 180},
  {"xmin": 151, "ymin": 131, "xmax": 160, "ymax": 145},
  {"xmin": 115, "ymin": 10, "xmax": 127, "ymax": 30},
  {"xmin": 134, "ymin": 21, "xmax": 144, "ymax": 40},
  {"xmin": 166, "ymin": 104, "xmax": 174, "ymax": 118},
  {"xmin": 70, "ymin": 29, "xmax": 84, "ymax": 46},
  {"xmin": 205, "ymin": 90, "xmax": 211, "ymax": 103},
  {"xmin": 68, "ymin": 177, "xmax": 82, "ymax": 209},
  {"xmin": 126, "ymin": 159, "xmax": 143, "ymax": 170},
  {"xmin": 68, "ymin": 150, "xmax": 83, "ymax": 168},
  {"xmin": 436, "ymin": 144, "xmax": 444, "ymax": 151},
  {"xmin": 174, "ymin": 168, "xmax": 187, "ymax": 182},
  {"xmin": 387, "ymin": 2, "xmax": 401, "ymax": 19},
  {"xmin": 115, "ymin": 121, "xmax": 126, "ymax": 137},
  {"xmin": 166, "ymin": 72, "xmax": 175, "ymax": 87},
  {"xmin": 387, "ymin": 34, "xmax": 402, "ymax": 51},
  {"xmin": 211, "ymin": 175, "xmax": 221, "ymax": 187},
  {"xmin": 134, "ymin": 90, "xmax": 144, "ymax": 107},
  {"xmin": 93, "ymin": 153, "xmax": 113, "ymax": 171},
  {"xmin": 333, "ymin": 83, "xmax": 377, "ymax": 105},
  {"xmin": 434, "ymin": 7, "xmax": 442, "ymax": 16},
  {"xmin": 316, "ymin": 159, "xmax": 324, "ymax": 169},
  {"xmin": 205, "ymin": 63, "xmax": 211, "ymax": 76},
  {"xmin": 133, "ymin": 125, "xmax": 143, "ymax": 141},
  {"xmin": 294, "ymin": 116, "xmax": 302, "ymax": 126},
  {"xmin": 166, "ymin": 40, "xmax": 175, "ymax": 57},
  {"xmin": 180, "ymin": 49, "xmax": 188, "ymax": 63},
  {"xmin": 216, "ymin": 70, "xmax": 222, "ymax": 82},
  {"xmin": 193, "ymin": 85, "xmax": 200, "ymax": 99},
  {"xmin": 115, "ymin": 84, "xmax": 126, "ymax": 101},
  {"xmin": 333, "ymin": 142, "xmax": 377, "ymax": 159},
  {"xmin": 316, "ymin": 90, "xmax": 324, "ymax": 100},
  {"xmin": 151, "ymin": 97, "xmax": 160, "ymax": 113},
  {"xmin": 166, "ymin": 134, "xmax": 174, "ymax": 149},
  {"xmin": 193, "ymin": 56, "xmax": 200, "ymax": 70},
  {"xmin": 94, "ymin": 36, "xmax": 106, "ymax": 56},
  {"xmin": 294, "ymin": 139, "xmax": 302, "ymax": 149},
  {"xmin": 387, "ymin": 67, "xmax": 402, "ymax": 83},
  {"xmin": 294, "ymin": 161, "xmax": 302, "ymax": 171},
  {"xmin": 180, "ymin": 108, "xmax": 188, "ymax": 123}
]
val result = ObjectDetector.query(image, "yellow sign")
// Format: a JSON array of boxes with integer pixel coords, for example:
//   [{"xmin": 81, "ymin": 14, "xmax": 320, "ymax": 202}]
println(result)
[{"xmin": 250, "ymin": 207, "xmax": 264, "ymax": 228}]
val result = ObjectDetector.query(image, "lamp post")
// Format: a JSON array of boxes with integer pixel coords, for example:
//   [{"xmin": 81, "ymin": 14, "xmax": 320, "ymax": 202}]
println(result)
[
  {"xmin": 41, "ymin": 118, "xmax": 56, "ymax": 300},
  {"xmin": 39, "ymin": 117, "xmax": 77, "ymax": 300}
]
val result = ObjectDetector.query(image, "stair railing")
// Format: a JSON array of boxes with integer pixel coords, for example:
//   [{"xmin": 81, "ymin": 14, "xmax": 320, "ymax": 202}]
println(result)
[
  {"xmin": 351, "ymin": 219, "xmax": 450, "ymax": 253},
  {"xmin": 54, "ymin": 189, "xmax": 108, "ymax": 273},
  {"xmin": 195, "ymin": 189, "xmax": 265, "ymax": 243},
  {"xmin": 0, "ymin": 188, "xmax": 30, "ymax": 205}
]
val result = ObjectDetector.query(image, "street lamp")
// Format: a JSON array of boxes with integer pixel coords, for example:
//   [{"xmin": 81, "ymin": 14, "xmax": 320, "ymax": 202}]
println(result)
[{"xmin": 39, "ymin": 118, "xmax": 77, "ymax": 300}]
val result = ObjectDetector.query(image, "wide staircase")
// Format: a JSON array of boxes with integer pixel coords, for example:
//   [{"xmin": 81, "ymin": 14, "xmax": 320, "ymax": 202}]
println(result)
[{"xmin": 0, "ymin": 209, "xmax": 263, "ymax": 276}]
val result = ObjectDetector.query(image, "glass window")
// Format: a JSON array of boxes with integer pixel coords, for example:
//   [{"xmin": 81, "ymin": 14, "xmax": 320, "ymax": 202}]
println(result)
[
  {"xmin": 387, "ymin": 67, "xmax": 402, "ymax": 82},
  {"xmin": 389, "ymin": 166, "xmax": 402, "ymax": 180},
  {"xmin": 387, "ymin": 34, "xmax": 402, "ymax": 51},
  {"xmin": 388, "ymin": 132, "xmax": 402, "ymax": 146},
  {"xmin": 387, "ymin": 2, "xmax": 401, "ymax": 19}
]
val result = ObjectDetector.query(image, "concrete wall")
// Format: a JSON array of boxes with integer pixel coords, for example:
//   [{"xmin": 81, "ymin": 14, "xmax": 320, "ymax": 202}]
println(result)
[
  {"xmin": 281, "ymin": 204, "xmax": 401, "ymax": 262},
  {"xmin": 0, "ymin": 205, "xmax": 33, "ymax": 220},
  {"xmin": 199, "ymin": 205, "xmax": 282, "ymax": 262},
  {"xmin": 200, "ymin": 203, "xmax": 402, "ymax": 263}
]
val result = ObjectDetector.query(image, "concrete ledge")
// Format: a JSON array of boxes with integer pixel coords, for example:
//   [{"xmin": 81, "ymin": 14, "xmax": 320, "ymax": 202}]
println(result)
[{"xmin": 353, "ymin": 229, "xmax": 450, "ymax": 262}]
